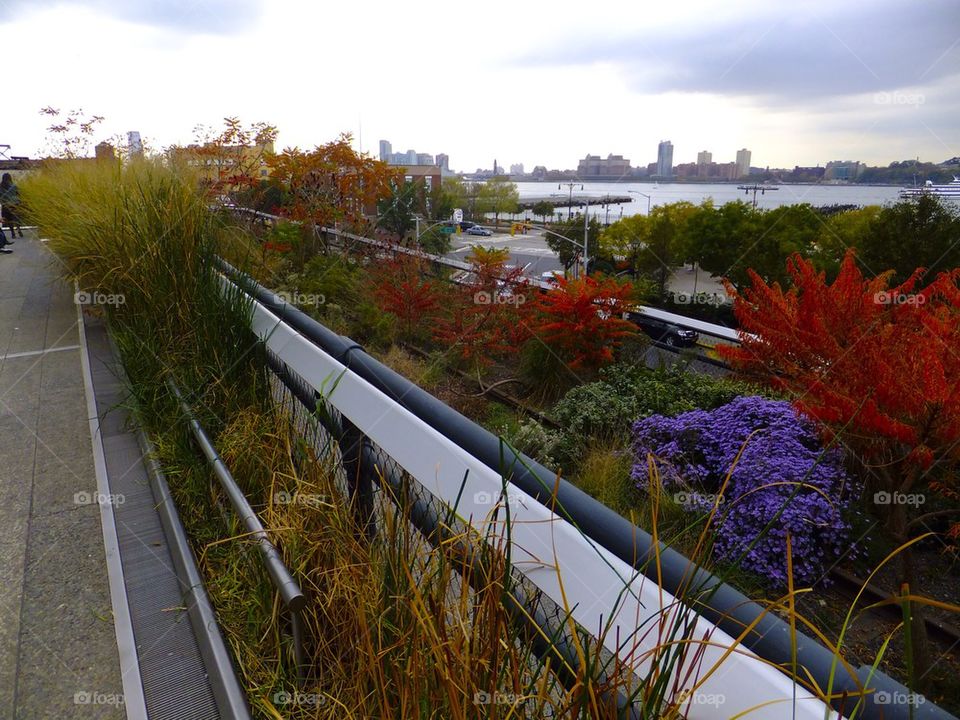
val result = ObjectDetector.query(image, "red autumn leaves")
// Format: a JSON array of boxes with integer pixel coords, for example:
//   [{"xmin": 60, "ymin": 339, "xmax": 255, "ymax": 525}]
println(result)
[
  {"xmin": 368, "ymin": 248, "xmax": 637, "ymax": 371},
  {"xmin": 721, "ymin": 249, "xmax": 960, "ymax": 473}
]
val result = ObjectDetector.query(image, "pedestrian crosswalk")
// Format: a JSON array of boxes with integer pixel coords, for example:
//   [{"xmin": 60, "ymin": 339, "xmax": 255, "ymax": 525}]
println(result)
[{"xmin": 450, "ymin": 242, "xmax": 555, "ymax": 256}]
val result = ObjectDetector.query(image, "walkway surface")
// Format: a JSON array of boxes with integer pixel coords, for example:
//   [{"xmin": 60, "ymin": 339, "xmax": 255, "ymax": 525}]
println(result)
[{"xmin": 0, "ymin": 231, "xmax": 125, "ymax": 718}]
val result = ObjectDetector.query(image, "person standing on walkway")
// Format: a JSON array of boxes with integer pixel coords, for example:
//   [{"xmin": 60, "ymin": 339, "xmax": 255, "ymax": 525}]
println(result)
[
  {"xmin": 1, "ymin": 173, "xmax": 24, "ymax": 250},
  {"xmin": 0, "ymin": 203, "xmax": 10, "ymax": 252},
  {"xmin": 0, "ymin": 208, "xmax": 8, "ymax": 251}
]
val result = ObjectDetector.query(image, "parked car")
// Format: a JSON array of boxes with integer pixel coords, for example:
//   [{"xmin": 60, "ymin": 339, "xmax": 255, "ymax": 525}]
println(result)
[
  {"xmin": 466, "ymin": 225, "xmax": 493, "ymax": 236},
  {"xmin": 625, "ymin": 311, "xmax": 699, "ymax": 347},
  {"xmin": 442, "ymin": 220, "xmax": 478, "ymax": 232}
]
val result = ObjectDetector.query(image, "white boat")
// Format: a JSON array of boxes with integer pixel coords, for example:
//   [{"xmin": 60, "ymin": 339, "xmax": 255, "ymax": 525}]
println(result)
[{"xmin": 898, "ymin": 176, "xmax": 960, "ymax": 199}]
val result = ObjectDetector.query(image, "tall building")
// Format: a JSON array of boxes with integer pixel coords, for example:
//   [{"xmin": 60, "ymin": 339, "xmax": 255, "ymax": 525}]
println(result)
[
  {"xmin": 696, "ymin": 150, "xmax": 712, "ymax": 178},
  {"xmin": 416, "ymin": 152, "xmax": 434, "ymax": 166},
  {"xmin": 379, "ymin": 140, "xmax": 392, "ymax": 162},
  {"xmin": 435, "ymin": 153, "xmax": 449, "ymax": 171},
  {"xmin": 127, "ymin": 131, "xmax": 143, "ymax": 157},
  {"xmin": 736, "ymin": 148, "xmax": 752, "ymax": 178},
  {"xmin": 656, "ymin": 141, "xmax": 674, "ymax": 178},
  {"xmin": 510, "ymin": 163, "xmax": 524, "ymax": 175}
]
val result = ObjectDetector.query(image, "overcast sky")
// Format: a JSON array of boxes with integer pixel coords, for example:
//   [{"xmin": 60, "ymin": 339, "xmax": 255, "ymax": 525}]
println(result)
[{"xmin": 2, "ymin": 0, "xmax": 957, "ymax": 172}]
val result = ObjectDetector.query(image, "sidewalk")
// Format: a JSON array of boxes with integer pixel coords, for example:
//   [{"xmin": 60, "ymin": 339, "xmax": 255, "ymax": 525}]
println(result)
[{"xmin": 0, "ymin": 232, "xmax": 125, "ymax": 718}]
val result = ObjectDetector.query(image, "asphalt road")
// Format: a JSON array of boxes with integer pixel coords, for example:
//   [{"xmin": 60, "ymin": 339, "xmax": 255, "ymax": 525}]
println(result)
[
  {"xmin": 445, "ymin": 226, "xmax": 728, "ymax": 294},
  {"xmin": 445, "ymin": 227, "xmax": 564, "ymax": 276}
]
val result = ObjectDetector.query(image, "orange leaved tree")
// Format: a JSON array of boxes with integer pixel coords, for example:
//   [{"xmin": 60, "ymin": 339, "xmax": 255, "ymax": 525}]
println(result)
[
  {"xmin": 532, "ymin": 276, "xmax": 636, "ymax": 371},
  {"xmin": 720, "ymin": 250, "xmax": 960, "ymax": 684},
  {"xmin": 269, "ymin": 134, "xmax": 401, "ymax": 232},
  {"xmin": 433, "ymin": 246, "xmax": 533, "ymax": 370}
]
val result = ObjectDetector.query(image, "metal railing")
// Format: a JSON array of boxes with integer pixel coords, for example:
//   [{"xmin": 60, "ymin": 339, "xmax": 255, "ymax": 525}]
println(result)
[{"xmin": 168, "ymin": 378, "xmax": 308, "ymax": 679}]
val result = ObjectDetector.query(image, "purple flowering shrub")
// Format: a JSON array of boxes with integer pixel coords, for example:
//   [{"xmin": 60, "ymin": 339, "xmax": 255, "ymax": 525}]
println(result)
[{"xmin": 631, "ymin": 396, "xmax": 856, "ymax": 587}]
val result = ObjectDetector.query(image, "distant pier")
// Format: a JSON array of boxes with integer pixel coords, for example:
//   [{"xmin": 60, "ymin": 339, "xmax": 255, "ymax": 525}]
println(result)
[{"xmin": 517, "ymin": 194, "xmax": 634, "ymax": 210}]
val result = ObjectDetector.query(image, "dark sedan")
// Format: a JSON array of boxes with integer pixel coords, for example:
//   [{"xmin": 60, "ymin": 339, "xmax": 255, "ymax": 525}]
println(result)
[{"xmin": 625, "ymin": 311, "xmax": 699, "ymax": 348}]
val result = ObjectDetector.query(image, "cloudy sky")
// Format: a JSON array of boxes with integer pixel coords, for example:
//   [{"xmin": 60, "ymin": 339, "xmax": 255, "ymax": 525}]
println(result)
[{"xmin": 2, "ymin": 0, "xmax": 957, "ymax": 172}]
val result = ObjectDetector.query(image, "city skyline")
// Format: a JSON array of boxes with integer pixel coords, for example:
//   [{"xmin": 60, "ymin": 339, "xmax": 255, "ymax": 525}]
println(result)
[{"xmin": 0, "ymin": 1, "xmax": 956, "ymax": 172}]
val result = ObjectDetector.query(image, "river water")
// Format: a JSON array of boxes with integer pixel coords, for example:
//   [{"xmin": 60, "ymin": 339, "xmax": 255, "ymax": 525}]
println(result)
[{"xmin": 512, "ymin": 181, "xmax": 905, "ymax": 220}]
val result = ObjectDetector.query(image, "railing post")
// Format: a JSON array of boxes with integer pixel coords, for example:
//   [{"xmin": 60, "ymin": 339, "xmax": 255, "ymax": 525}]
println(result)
[{"xmin": 340, "ymin": 418, "xmax": 376, "ymax": 540}]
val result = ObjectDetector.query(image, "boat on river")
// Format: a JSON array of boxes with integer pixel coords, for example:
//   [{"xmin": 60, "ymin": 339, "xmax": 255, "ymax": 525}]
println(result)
[{"xmin": 898, "ymin": 177, "xmax": 960, "ymax": 199}]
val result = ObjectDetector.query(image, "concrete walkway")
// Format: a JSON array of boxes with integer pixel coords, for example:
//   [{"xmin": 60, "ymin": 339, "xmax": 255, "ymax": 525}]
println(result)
[{"xmin": 0, "ymin": 232, "xmax": 125, "ymax": 718}]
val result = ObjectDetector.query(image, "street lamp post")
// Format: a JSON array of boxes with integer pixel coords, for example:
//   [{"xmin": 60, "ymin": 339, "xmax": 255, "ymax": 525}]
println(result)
[
  {"xmin": 627, "ymin": 189, "xmax": 652, "ymax": 215},
  {"xmin": 583, "ymin": 197, "xmax": 590, "ymax": 279},
  {"xmin": 559, "ymin": 182, "xmax": 584, "ymax": 221}
]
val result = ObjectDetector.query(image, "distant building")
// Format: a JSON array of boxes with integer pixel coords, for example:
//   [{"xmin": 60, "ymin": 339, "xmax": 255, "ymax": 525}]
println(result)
[
  {"xmin": 735, "ymin": 148, "xmax": 752, "ymax": 178},
  {"xmin": 379, "ymin": 140, "xmax": 392, "ymax": 162},
  {"xmin": 416, "ymin": 152, "xmax": 434, "ymax": 166},
  {"xmin": 789, "ymin": 166, "xmax": 825, "ymax": 182},
  {"xmin": 531, "ymin": 165, "xmax": 548, "ymax": 180},
  {"xmin": 675, "ymin": 162, "xmax": 698, "ymax": 179},
  {"xmin": 697, "ymin": 150, "xmax": 712, "ymax": 178},
  {"xmin": 169, "ymin": 139, "xmax": 275, "ymax": 186},
  {"xmin": 0, "ymin": 153, "xmax": 38, "ymax": 182},
  {"xmin": 510, "ymin": 163, "xmax": 525, "ymax": 175},
  {"xmin": 824, "ymin": 160, "xmax": 862, "ymax": 181},
  {"xmin": 401, "ymin": 165, "xmax": 442, "ymax": 216},
  {"xmin": 435, "ymin": 153, "xmax": 450, "ymax": 171},
  {"xmin": 656, "ymin": 141, "xmax": 674, "ymax": 178},
  {"xmin": 577, "ymin": 153, "xmax": 630, "ymax": 179},
  {"xmin": 95, "ymin": 142, "xmax": 116, "ymax": 161},
  {"xmin": 127, "ymin": 131, "xmax": 143, "ymax": 157},
  {"xmin": 715, "ymin": 162, "xmax": 737, "ymax": 180}
]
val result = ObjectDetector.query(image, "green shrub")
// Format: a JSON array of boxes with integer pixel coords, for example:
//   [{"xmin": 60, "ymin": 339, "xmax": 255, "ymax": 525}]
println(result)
[
  {"xmin": 505, "ymin": 418, "xmax": 562, "ymax": 470},
  {"xmin": 518, "ymin": 338, "xmax": 581, "ymax": 402},
  {"xmin": 548, "ymin": 363, "xmax": 760, "ymax": 466},
  {"xmin": 298, "ymin": 252, "xmax": 363, "ymax": 308},
  {"xmin": 353, "ymin": 298, "xmax": 396, "ymax": 349}
]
